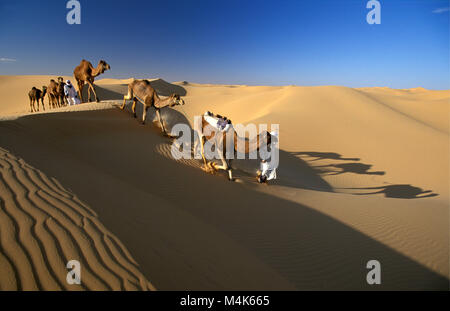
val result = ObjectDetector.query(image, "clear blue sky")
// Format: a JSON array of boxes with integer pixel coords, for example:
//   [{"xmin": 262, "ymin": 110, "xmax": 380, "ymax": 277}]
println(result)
[{"xmin": 0, "ymin": 0, "xmax": 449, "ymax": 89}]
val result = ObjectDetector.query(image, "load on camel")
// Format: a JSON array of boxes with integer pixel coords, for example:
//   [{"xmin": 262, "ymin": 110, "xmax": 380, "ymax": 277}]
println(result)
[
  {"xmin": 121, "ymin": 79, "xmax": 185, "ymax": 135},
  {"xmin": 195, "ymin": 111, "xmax": 277, "ymax": 182}
]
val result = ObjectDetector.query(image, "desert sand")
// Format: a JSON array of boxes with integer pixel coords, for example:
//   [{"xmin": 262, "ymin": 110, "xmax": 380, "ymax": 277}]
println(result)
[{"xmin": 0, "ymin": 75, "xmax": 448, "ymax": 290}]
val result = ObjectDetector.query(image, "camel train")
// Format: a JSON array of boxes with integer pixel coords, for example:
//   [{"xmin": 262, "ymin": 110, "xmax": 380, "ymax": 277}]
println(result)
[
  {"xmin": 47, "ymin": 77, "xmax": 67, "ymax": 108},
  {"xmin": 28, "ymin": 77, "xmax": 67, "ymax": 111},
  {"xmin": 27, "ymin": 59, "xmax": 111, "ymax": 112},
  {"xmin": 26, "ymin": 59, "xmax": 276, "ymax": 182}
]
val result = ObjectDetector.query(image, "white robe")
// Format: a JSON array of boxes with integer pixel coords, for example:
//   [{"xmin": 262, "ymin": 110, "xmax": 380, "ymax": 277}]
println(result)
[
  {"xmin": 64, "ymin": 84, "xmax": 80, "ymax": 105},
  {"xmin": 261, "ymin": 161, "xmax": 277, "ymax": 180}
]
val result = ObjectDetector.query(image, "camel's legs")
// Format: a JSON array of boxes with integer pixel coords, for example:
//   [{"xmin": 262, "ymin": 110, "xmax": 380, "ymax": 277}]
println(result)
[
  {"xmin": 211, "ymin": 151, "xmax": 233, "ymax": 181},
  {"xmin": 29, "ymin": 97, "xmax": 34, "ymax": 112},
  {"xmin": 41, "ymin": 97, "xmax": 45, "ymax": 111},
  {"xmin": 87, "ymin": 83, "xmax": 91, "ymax": 102},
  {"xmin": 155, "ymin": 109, "xmax": 167, "ymax": 134},
  {"xmin": 142, "ymin": 106, "xmax": 149, "ymax": 125},
  {"xmin": 121, "ymin": 87, "xmax": 133, "ymax": 110},
  {"xmin": 77, "ymin": 81, "xmax": 84, "ymax": 103},
  {"xmin": 132, "ymin": 98, "xmax": 137, "ymax": 118},
  {"xmin": 200, "ymin": 135, "xmax": 208, "ymax": 168},
  {"xmin": 35, "ymin": 98, "xmax": 39, "ymax": 112},
  {"xmin": 87, "ymin": 80, "xmax": 99, "ymax": 102},
  {"xmin": 193, "ymin": 132, "xmax": 200, "ymax": 158}
]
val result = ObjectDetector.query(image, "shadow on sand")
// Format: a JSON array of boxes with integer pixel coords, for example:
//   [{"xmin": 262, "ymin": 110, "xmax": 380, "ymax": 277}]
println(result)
[
  {"xmin": 120, "ymin": 105, "xmax": 439, "ymax": 202},
  {"xmin": 0, "ymin": 109, "xmax": 447, "ymax": 290},
  {"xmin": 290, "ymin": 151, "xmax": 438, "ymax": 199},
  {"xmin": 314, "ymin": 163, "xmax": 385, "ymax": 176},
  {"xmin": 342, "ymin": 185, "xmax": 439, "ymax": 199},
  {"xmin": 292, "ymin": 151, "xmax": 360, "ymax": 162},
  {"xmin": 113, "ymin": 101, "xmax": 441, "ymax": 201}
]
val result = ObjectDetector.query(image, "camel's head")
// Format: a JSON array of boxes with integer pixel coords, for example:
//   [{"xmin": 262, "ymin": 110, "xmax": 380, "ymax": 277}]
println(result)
[
  {"xmin": 168, "ymin": 93, "xmax": 185, "ymax": 107},
  {"xmin": 99, "ymin": 60, "xmax": 111, "ymax": 74}
]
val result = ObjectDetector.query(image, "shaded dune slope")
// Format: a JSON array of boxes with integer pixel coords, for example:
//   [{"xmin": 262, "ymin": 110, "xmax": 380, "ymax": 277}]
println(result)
[
  {"xmin": 0, "ymin": 109, "xmax": 447, "ymax": 290},
  {"xmin": 0, "ymin": 147, "xmax": 154, "ymax": 290}
]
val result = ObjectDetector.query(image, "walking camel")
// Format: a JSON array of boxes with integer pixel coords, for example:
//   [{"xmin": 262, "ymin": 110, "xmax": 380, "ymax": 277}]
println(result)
[
  {"xmin": 120, "ymin": 79, "xmax": 185, "ymax": 134},
  {"xmin": 28, "ymin": 86, "xmax": 47, "ymax": 112},
  {"xmin": 47, "ymin": 77, "xmax": 65, "ymax": 108},
  {"xmin": 74, "ymin": 59, "xmax": 111, "ymax": 103},
  {"xmin": 196, "ymin": 112, "xmax": 273, "ymax": 181}
]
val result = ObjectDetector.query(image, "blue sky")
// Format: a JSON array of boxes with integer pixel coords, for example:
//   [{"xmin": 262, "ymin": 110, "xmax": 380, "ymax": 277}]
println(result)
[{"xmin": 0, "ymin": 0, "xmax": 449, "ymax": 89}]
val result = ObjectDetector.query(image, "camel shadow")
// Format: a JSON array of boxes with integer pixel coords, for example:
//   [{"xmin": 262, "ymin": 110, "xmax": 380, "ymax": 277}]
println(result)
[
  {"xmin": 292, "ymin": 151, "xmax": 360, "ymax": 162},
  {"xmin": 290, "ymin": 151, "xmax": 438, "ymax": 199},
  {"xmin": 343, "ymin": 185, "xmax": 439, "ymax": 199},
  {"xmin": 314, "ymin": 163, "xmax": 385, "ymax": 176}
]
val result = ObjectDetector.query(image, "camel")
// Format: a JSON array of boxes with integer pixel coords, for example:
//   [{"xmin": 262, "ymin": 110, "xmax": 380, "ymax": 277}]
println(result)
[
  {"xmin": 195, "ymin": 111, "xmax": 272, "ymax": 181},
  {"xmin": 120, "ymin": 79, "xmax": 185, "ymax": 134},
  {"xmin": 55, "ymin": 77, "xmax": 67, "ymax": 107},
  {"xmin": 47, "ymin": 78, "xmax": 60, "ymax": 108},
  {"xmin": 28, "ymin": 86, "xmax": 47, "ymax": 112},
  {"xmin": 73, "ymin": 59, "xmax": 110, "ymax": 103},
  {"xmin": 47, "ymin": 77, "xmax": 66, "ymax": 108}
]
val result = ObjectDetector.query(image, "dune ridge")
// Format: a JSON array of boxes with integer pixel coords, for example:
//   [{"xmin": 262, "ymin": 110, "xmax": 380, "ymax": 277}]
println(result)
[{"xmin": 0, "ymin": 147, "xmax": 154, "ymax": 290}]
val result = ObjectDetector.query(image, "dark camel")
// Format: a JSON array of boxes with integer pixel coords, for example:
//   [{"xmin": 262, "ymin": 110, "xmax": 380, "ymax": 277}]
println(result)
[
  {"xmin": 28, "ymin": 86, "xmax": 47, "ymax": 112},
  {"xmin": 47, "ymin": 77, "xmax": 65, "ymax": 108}
]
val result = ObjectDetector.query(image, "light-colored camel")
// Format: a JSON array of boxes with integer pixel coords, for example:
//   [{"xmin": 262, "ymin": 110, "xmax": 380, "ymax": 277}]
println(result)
[
  {"xmin": 73, "ymin": 59, "xmax": 110, "ymax": 103},
  {"xmin": 28, "ymin": 86, "xmax": 47, "ymax": 112},
  {"xmin": 120, "ymin": 79, "xmax": 185, "ymax": 134},
  {"xmin": 196, "ymin": 112, "xmax": 272, "ymax": 181}
]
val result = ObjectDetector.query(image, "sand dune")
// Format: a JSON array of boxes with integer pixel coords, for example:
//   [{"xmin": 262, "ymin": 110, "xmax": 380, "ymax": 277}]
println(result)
[
  {"xmin": 0, "ymin": 147, "xmax": 154, "ymax": 290},
  {"xmin": 0, "ymin": 76, "xmax": 448, "ymax": 290}
]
